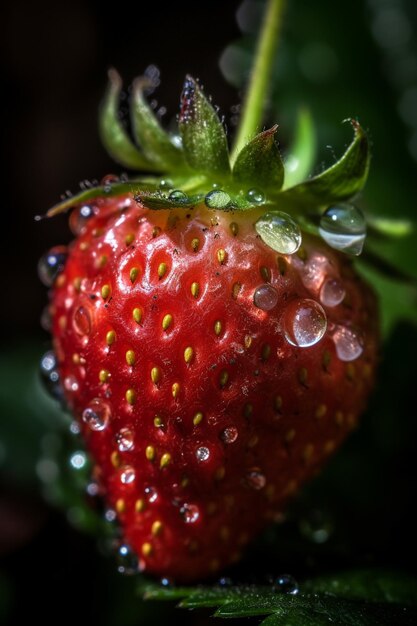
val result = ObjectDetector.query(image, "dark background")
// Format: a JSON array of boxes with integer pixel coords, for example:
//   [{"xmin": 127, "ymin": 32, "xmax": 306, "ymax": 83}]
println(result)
[{"xmin": 1, "ymin": 1, "xmax": 417, "ymax": 624}]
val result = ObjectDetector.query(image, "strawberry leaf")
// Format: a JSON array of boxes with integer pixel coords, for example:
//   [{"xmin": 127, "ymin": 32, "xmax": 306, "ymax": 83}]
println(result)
[
  {"xmin": 284, "ymin": 107, "xmax": 317, "ymax": 189},
  {"xmin": 99, "ymin": 69, "xmax": 161, "ymax": 172},
  {"xmin": 278, "ymin": 119, "xmax": 369, "ymax": 209},
  {"xmin": 179, "ymin": 75, "xmax": 231, "ymax": 178},
  {"xmin": 131, "ymin": 78, "xmax": 187, "ymax": 171},
  {"xmin": 232, "ymin": 126, "xmax": 284, "ymax": 190},
  {"xmin": 135, "ymin": 191, "xmax": 204, "ymax": 210}
]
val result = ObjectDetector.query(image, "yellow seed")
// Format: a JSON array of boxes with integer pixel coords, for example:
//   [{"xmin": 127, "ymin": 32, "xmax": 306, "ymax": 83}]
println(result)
[
  {"xmin": 72, "ymin": 353, "xmax": 81, "ymax": 365},
  {"xmin": 73, "ymin": 277, "xmax": 82, "ymax": 292},
  {"xmin": 298, "ymin": 367, "xmax": 308, "ymax": 386},
  {"xmin": 274, "ymin": 395, "xmax": 283, "ymax": 412},
  {"xmin": 162, "ymin": 314, "xmax": 173, "ymax": 330},
  {"xmin": 214, "ymin": 320, "xmax": 222, "ymax": 336},
  {"xmin": 58, "ymin": 315, "xmax": 67, "ymax": 330},
  {"xmin": 125, "ymin": 388, "xmax": 136, "ymax": 405},
  {"xmin": 151, "ymin": 366, "xmax": 161, "ymax": 384},
  {"xmin": 244, "ymin": 335, "xmax": 253, "ymax": 349},
  {"xmin": 152, "ymin": 520, "xmax": 163, "ymax": 536},
  {"xmin": 125, "ymin": 233, "xmax": 135, "ymax": 246},
  {"xmin": 79, "ymin": 241, "xmax": 89, "ymax": 251},
  {"xmin": 141, "ymin": 542, "xmax": 153, "ymax": 557},
  {"xmin": 172, "ymin": 382, "xmax": 180, "ymax": 398},
  {"xmin": 261, "ymin": 344, "xmax": 271, "ymax": 361},
  {"xmin": 207, "ymin": 502, "xmax": 217, "ymax": 515},
  {"xmin": 322, "ymin": 350, "xmax": 332, "ymax": 370},
  {"xmin": 297, "ymin": 246, "xmax": 307, "ymax": 261},
  {"xmin": 129, "ymin": 267, "xmax": 139, "ymax": 283},
  {"xmin": 346, "ymin": 363, "xmax": 356, "ymax": 381},
  {"xmin": 232, "ymin": 282, "xmax": 241, "ymax": 299},
  {"xmin": 324, "ymin": 440, "xmax": 336, "ymax": 454},
  {"xmin": 160, "ymin": 452, "xmax": 171, "ymax": 468},
  {"xmin": 229, "ymin": 222, "xmax": 239, "ymax": 236},
  {"xmin": 265, "ymin": 484, "xmax": 275, "ymax": 501},
  {"xmin": 190, "ymin": 282, "xmax": 200, "ymax": 298},
  {"xmin": 135, "ymin": 498, "xmax": 146, "ymax": 513},
  {"xmin": 315, "ymin": 404, "xmax": 327, "ymax": 419},
  {"xmin": 285, "ymin": 429, "xmax": 296, "ymax": 443},
  {"xmin": 132, "ymin": 307, "xmax": 142, "ymax": 323},
  {"xmin": 277, "ymin": 257, "xmax": 287, "ymax": 275},
  {"xmin": 154, "ymin": 415, "xmax": 163, "ymax": 428},
  {"xmin": 126, "ymin": 350, "xmax": 136, "ymax": 366},
  {"xmin": 220, "ymin": 526, "xmax": 230, "ymax": 541},
  {"xmin": 152, "ymin": 226, "xmax": 161, "ymax": 238},
  {"xmin": 243, "ymin": 403, "xmax": 253, "ymax": 418},
  {"xmin": 146, "ymin": 445, "xmax": 155, "ymax": 461},
  {"xmin": 98, "ymin": 254, "xmax": 108, "ymax": 268},
  {"xmin": 99, "ymin": 369, "xmax": 110, "ymax": 383},
  {"xmin": 219, "ymin": 370, "xmax": 229, "ymax": 388},
  {"xmin": 260, "ymin": 266, "xmax": 271, "ymax": 282},
  {"xmin": 115, "ymin": 498, "xmax": 125, "ymax": 514},
  {"xmin": 191, "ymin": 237, "xmax": 200, "ymax": 252},
  {"xmin": 101, "ymin": 284, "xmax": 111, "ymax": 299},
  {"xmin": 193, "ymin": 411, "xmax": 203, "ymax": 426},
  {"xmin": 217, "ymin": 248, "xmax": 227, "ymax": 264},
  {"xmin": 158, "ymin": 262, "xmax": 167, "ymax": 278},
  {"xmin": 248, "ymin": 434, "xmax": 259, "ymax": 448},
  {"xmin": 111, "ymin": 451, "xmax": 120, "ymax": 468},
  {"xmin": 56, "ymin": 274, "xmax": 66, "ymax": 288},
  {"xmin": 335, "ymin": 410, "xmax": 344, "ymax": 426},
  {"xmin": 106, "ymin": 330, "xmax": 116, "ymax": 345},
  {"xmin": 181, "ymin": 475, "xmax": 189, "ymax": 487},
  {"xmin": 215, "ymin": 466, "xmax": 225, "ymax": 481},
  {"xmin": 184, "ymin": 346, "xmax": 194, "ymax": 363},
  {"xmin": 303, "ymin": 443, "xmax": 314, "ymax": 464}
]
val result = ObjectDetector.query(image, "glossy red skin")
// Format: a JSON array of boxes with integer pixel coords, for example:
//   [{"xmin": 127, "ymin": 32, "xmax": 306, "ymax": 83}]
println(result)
[{"xmin": 50, "ymin": 193, "xmax": 378, "ymax": 582}]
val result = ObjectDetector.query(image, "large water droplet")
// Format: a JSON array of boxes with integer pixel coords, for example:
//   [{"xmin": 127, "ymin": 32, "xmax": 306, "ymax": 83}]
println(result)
[
  {"xmin": 38, "ymin": 247, "xmax": 68, "ymax": 286},
  {"xmin": 220, "ymin": 426, "xmax": 238, "ymax": 444},
  {"xmin": 82, "ymin": 398, "xmax": 111, "ymax": 431},
  {"xmin": 253, "ymin": 284, "xmax": 279, "ymax": 311},
  {"xmin": 117, "ymin": 544, "xmax": 139, "ymax": 575},
  {"xmin": 283, "ymin": 299, "xmax": 327, "ymax": 348},
  {"xmin": 273, "ymin": 574, "xmax": 299, "ymax": 595},
  {"xmin": 115, "ymin": 428, "xmax": 135, "ymax": 452},
  {"xmin": 255, "ymin": 211, "xmax": 302, "ymax": 255},
  {"xmin": 246, "ymin": 468, "xmax": 266, "ymax": 490},
  {"xmin": 73, "ymin": 306, "xmax": 91, "ymax": 336},
  {"xmin": 196, "ymin": 446, "xmax": 210, "ymax": 462},
  {"xmin": 205, "ymin": 189, "xmax": 231, "ymax": 209},
  {"xmin": 69, "ymin": 204, "xmax": 95, "ymax": 235},
  {"xmin": 180, "ymin": 503, "xmax": 200, "ymax": 523},
  {"xmin": 120, "ymin": 466, "xmax": 136, "ymax": 484},
  {"xmin": 247, "ymin": 188, "xmax": 265, "ymax": 204},
  {"xmin": 320, "ymin": 278, "xmax": 346, "ymax": 307},
  {"xmin": 319, "ymin": 204, "xmax": 366, "ymax": 255},
  {"xmin": 332, "ymin": 325, "xmax": 364, "ymax": 361}
]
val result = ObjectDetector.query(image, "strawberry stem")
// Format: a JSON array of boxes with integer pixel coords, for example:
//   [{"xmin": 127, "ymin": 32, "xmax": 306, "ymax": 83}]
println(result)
[{"xmin": 231, "ymin": 0, "xmax": 285, "ymax": 165}]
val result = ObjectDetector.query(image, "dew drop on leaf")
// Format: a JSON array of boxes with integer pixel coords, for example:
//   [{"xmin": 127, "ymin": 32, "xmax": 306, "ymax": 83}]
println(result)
[
  {"xmin": 255, "ymin": 211, "xmax": 302, "ymax": 254},
  {"xmin": 169, "ymin": 189, "xmax": 188, "ymax": 202},
  {"xmin": 205, "ymin": 189, "xmax": 231, "ymax": 209},
  {"xmin": 273, "ymin": 573, "xmax": 299, "ymax": 595},
  {"xmin": 247, "ymin": 188, "xmax": 265, "ymax": 204},
  {"xmin": 319, "ymin": 204, "xmax": 366, "ymax": 255}
]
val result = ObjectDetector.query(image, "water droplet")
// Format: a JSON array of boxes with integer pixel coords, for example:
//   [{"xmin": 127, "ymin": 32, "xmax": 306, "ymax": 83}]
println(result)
[
  {"xmin": 332, "ymin": 325, "xmax": 364, "ymax": 361},
  {"xmin": 253, "ymin": 284, "xmax": 279, "ymax": 311},
  {"xmin": 69, "ymin": 204, "xmax": 95, "ymax": 235},
  {"xmin": 38, "ymin": 246, "xmax": 68, "ymax": 286},
  {"xmin": 299, "ymin": 509, "xmax": 333, "ymax": 544},
  {"xmin": 180, "ymin": 503, "xmax": 200, "ymax": 523},
  {"xmin": 120, "ymin": 466, "xmax": 136, "ymax": 484},
  {"xmin": 105, "ymin": 508, "xmax": 117, "ymax": 522},
  {"xmin": 196, "ymin": 446, "xmax": 210, "ymax": 462},
  {"xmin": 82, "ymin": 398, "xmax": 111, "ymax": 431},
  {"xmin": 69, "ymin": 451, "xmax": 87, "ymax": 470},
  {"xmin": 86, "ymin": 481, "xmax": 99, "ymax": 496},
  {"xmin": 320, "ymin": 278, "xmax": 346, "ymax": 307},
  {"xmin": 246, "ymin": 468, "xmax": 266, "ymax": 490},
  {"xmin": 247, "ymin": 188, "xmax": 265, "ymax": 204},
  {"xmin": 117, "ymin": 544, "xmax": 138, "ymax": 575},
  {"xmin": 115, "ymin": 428, "xmax": 135, "ymax": 452},
  {"xmin": 39, "ymin": 350, "xmax": 63, "ymax": 401},
  {"xmin": 273, "ymin": 574, "xmax": 299, "ymax": 595},
  {"xmin": 159, "ymin": 178, "xmax": 174, "ymax": 190},
  {"xmin": 300, "ymin": 253, "xmax": 330, "ymax": 291},
  {"xmin": 169, "ymin": 189, "xmax": 188, "ymax": 202},
  {"xmin": 73, "ymin": 306, "xmax": 91, "ymax": 336},
  {"xmin": 69, "ymin": 421, "xmax": 81, "ymax": 435},
  {"xmin": 64, "ymin": 375, "xmax": 79, "ymax": 392},
  {"xmin": 319, "ymin": 204, "xmax": 366, "ymax": 255},
  {"xmin": 205, "ymin": 189, "xmax": 231, "ymax": 209},
  {"xmin": 220, "ymin": 426, "xmax": 238, "ymax": 444},
  {"xmin": 160, "ymin": 577, "xmax": 172, "ymax": 587},
  {"xmin": 255, "ymin": 211, "xmax": 302, "ymax": 255},
  {"xmin": 145, "ymin": 486, "xmax": 158, "ymax": 503},
  {"xmin": 283, "ymin": 299, "xmax": 327, "ymax": 348}
]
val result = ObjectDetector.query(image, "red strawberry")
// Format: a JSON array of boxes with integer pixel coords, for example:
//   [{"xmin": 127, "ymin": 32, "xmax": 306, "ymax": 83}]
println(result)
[{"xmin": 39, "ymin": 72, "xmax": 378, "ymax": 582}]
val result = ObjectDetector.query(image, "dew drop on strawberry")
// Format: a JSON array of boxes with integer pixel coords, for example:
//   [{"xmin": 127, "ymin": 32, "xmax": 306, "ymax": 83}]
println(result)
[
  {"xmin": 73, "ymin": 306, "xmax": 92, "ymax": 336},
  {"xmin": 63, "ymin": 375, "xmax": 79, "ymax": 393},
  {"xmin": 282, "ymin": 298, "xmax": 327, "ymax": 347},
  {"xmin": 246, "ymin": 469, "xmax": 266, "ymax": 490},
  {"xmin": 319, "ymin": 204, "xmax": 366, "ymax": 255},
  {"xmin": 115, "ymin": 428, "xmax": 135, "ymax": 452},
  {"xmin": 180, "ymin": 503, "xmax": 200, "ymax": 524},
  {"xmin": 195, "ymin": 446, "xmax": 210, "ymax": 462},
  {"xmin": 255, "ymin": 211, "xmax": 302, "ymax": 254},
  {"xmin": 253, "ymin": 284, "xmax": 278, "ymax": 311},
  {"xmin": 320, "ymin": 277, "xmax": 346, "ymax": 307},
  {"xmin": 38, "ymin": 246, "xmax": 67, "ymax": 286},
  {"xmin": 331, "ymin": 325, "xmax": 364, "ymax": 361},
  {"xmin": 220, "ymin": 427, "xmax": 238, "ymax": 444},
  {"xmin": 120, "ymin": 466, "xmax": 136, "ymax": 484},
  {"xmin": 82, "ymin": 398, "xmax": 111, "ymax": 431}
]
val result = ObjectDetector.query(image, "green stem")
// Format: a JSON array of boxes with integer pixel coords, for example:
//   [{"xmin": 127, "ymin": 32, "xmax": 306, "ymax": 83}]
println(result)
[{"xmin": 231, "ymin": 0, "xmax": 285, "ymax": 165}]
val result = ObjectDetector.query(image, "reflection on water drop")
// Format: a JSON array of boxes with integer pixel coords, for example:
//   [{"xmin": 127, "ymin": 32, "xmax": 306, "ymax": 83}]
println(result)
[
  {"xmin": 145, "ymin": 486, "xmax": 158, "ymax": 503},
  {"xmin": 120, "ymin": 466, "xmax": 136, "ymax": 484},
  {"xmin": 273, "ymin": 573, "xmax": 299, "ymax": 595},
  {"xmin": 205, "ymin": 189, "xmax": 231, "ymax": 209},
  {"xmin": 39, "ymin": 350, "xmax": 63, "ymax": 401},
  {"xmin": 220, "ymin": 426, "xmax": 238, "ymax": 444},
  {"xmin": 255, "ymin": 211, "xmax": 302, "ymax": 254},
  {"xmin": 253, "ymin": 284, "xmax": 278, "ymax": 311},
  {"xmin": 319, "ymin": 204, "xmax": 366, "ymax": 255},
  {"xmin": 38, "ymin": 246, "xmax": 68, "ymax": 286},
  {"xmin": 196, "ymin": 446, "xmax": 210, "ymax": 462},
  {"xmin": 247, "ymin": 188, "xmax": 265, "ymax": 204},
  {"xmin": 283, "ymin": 299, "xmax": 327, "ymax": 348},
  {"xmin": 180, "ymin": 503, "xmax": 200, "ymax": 523},
  {"xmin": 320, "ymin": 278, "xmax": 346, "ymax": 307},
  {"xmin": 332, "ymin": 325, "xmax": 364, "ymax": 361},
  {"xmin": 82, "ymin": 398, "xmax": 111, "ymax": 431},
  {"xmin": 69, "ymin": 204, "xmax": 95, "ymax": 235},
  {"xmin": 115, "ymin": 428, "xmax": 135, "ymax": 452},
  {"xmin": 246, "ymin": 468, "xmax": 266, "ymax": 490}
]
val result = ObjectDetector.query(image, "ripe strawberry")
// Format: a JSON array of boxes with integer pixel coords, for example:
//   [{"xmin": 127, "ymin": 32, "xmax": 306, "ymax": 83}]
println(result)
[{"xmin": 39, "ymin": 71, "xmax": 378, "ymax": 582}]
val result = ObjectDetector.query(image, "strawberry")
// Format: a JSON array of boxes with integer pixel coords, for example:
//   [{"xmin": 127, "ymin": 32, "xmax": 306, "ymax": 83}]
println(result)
[{"xmin": 39, "ymin": 70, "xmax": 378, "ymax": 582}]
